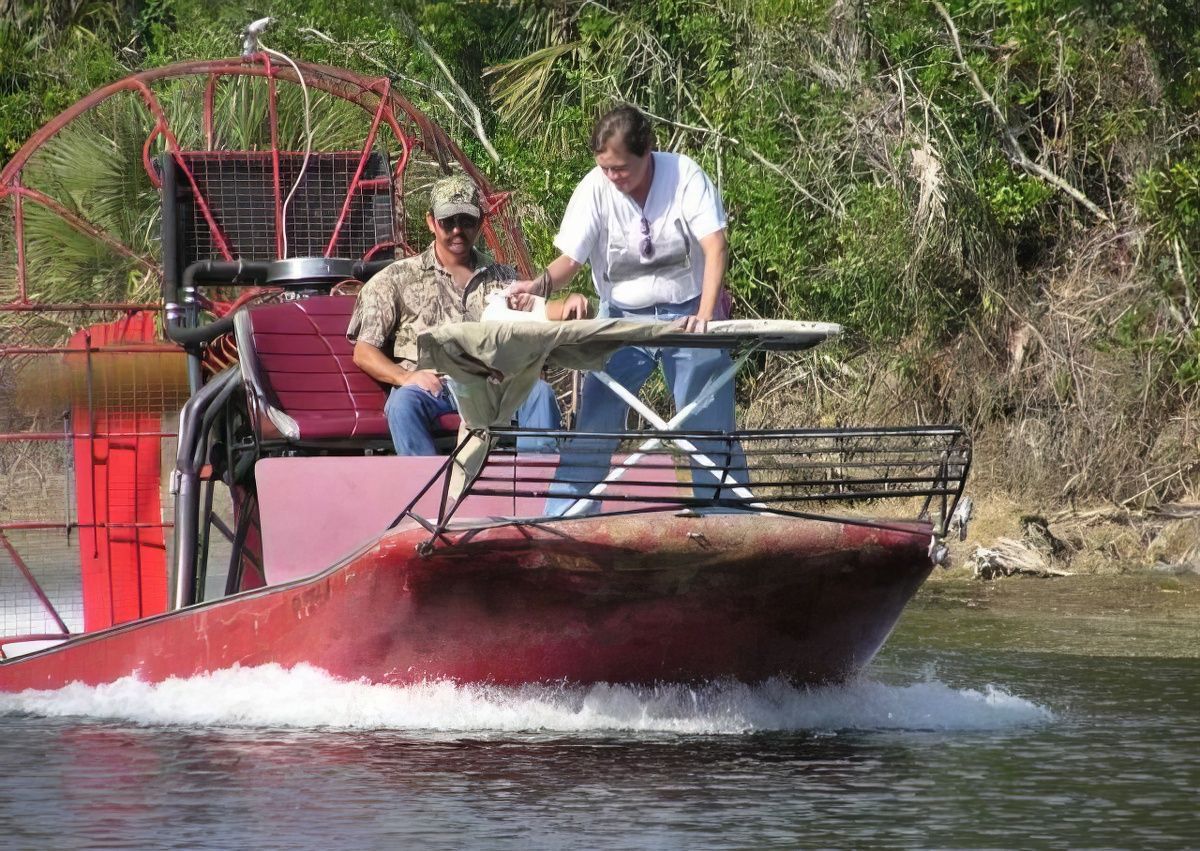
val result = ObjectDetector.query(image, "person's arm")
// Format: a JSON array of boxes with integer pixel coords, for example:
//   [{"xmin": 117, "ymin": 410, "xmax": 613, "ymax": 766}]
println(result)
[
  {"xmin": 508, "ymin": 174, "xmax": 599, "ymax": 309},
  {"xmin": 544, "ymin": 292, "xmax": 590, "ymax": 320},
  {"xmin": 349, "ymin": 271, "xmax": 443, "ymax": 393},
  {"xmin": 684, "ymin": 229, "xmax": 728, "ymax": 333},
  {"xmin": 505, "ymin": 254, "xmax": 583, "ymax": 309},
  {"xmin": 353, "ymin": 341, "xmax": 442, "ymax": 394},
  {"xmin": 678, "ymin": 158, "xmax": 728, "ymax": 333}
]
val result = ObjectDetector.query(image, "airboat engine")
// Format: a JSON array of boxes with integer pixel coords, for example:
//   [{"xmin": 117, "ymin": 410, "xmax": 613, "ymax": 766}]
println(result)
[{"xmin": 266, "ymin": 257, "xmax": 359, "ymax": 297}]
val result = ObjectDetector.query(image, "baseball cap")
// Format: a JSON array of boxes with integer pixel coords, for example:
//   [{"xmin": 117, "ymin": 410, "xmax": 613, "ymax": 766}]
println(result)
[{"xmin": 430, "ymin": 174, "xmax": 483, "ymax": 219}]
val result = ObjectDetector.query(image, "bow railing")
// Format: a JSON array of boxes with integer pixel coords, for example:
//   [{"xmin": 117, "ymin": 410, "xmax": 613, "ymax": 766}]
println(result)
[{"xmin": 390, "ymin": 425, "xmax": 971, "ymax": 554}]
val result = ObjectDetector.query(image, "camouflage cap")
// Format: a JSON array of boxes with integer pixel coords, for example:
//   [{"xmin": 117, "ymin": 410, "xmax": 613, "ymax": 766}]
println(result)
[{"xmin": 430, "ymin": 173, "xmax": 483, "ymax": 219}]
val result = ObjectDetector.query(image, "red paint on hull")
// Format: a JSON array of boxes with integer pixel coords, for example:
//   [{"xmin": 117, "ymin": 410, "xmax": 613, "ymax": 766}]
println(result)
[{"xmin": 0, "ymin": 514, "xmax": 934, "ymax": 691}]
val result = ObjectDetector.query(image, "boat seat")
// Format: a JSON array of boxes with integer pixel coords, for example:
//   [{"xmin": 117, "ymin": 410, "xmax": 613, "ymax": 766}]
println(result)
[{"xmin": 233, "ymin": 295, "xmax": 460, "ymax": 447}]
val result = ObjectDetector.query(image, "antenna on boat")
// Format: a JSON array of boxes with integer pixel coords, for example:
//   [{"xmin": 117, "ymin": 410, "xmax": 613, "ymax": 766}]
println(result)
[{"xmin": 240, "ymin": 17, "xmax": 314, "ymax": 260}]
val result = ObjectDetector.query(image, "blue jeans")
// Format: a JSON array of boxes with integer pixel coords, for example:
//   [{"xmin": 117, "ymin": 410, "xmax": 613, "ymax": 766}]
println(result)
[
  {"xmin": 385, "ymin": 379, "xmax": 561, "ymax": 455},
  {"xmin": 545, "ymin": 297, "xmax": 746, "ymax": 516}
]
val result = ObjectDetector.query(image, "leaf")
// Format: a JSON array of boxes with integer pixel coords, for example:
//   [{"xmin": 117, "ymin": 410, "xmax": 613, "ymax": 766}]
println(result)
[{"xmin": 485, "ymin": 41, "xmax": 581, "ymax": 136}]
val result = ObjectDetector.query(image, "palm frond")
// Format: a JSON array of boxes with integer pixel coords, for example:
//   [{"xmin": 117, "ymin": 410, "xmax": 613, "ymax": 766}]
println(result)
[
  {"xmin": 486, "ymin": 41, "xmax": 580, "ymax": 137},
  {"xmin": 14, "ymin": 93, "xmax": 159, "ymax": 306}
]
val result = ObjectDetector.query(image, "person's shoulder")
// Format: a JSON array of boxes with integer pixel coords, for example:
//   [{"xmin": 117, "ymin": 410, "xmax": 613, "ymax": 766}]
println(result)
[
  {"xmin": 366, "ymin": 250, "xmax": 430, "ymax": 290},
  {"xmin": 392, "ymin": 248, "xmax": 433, "ymax": 277},
  {"xmin": 669, "ymin": 152, "xmax": 720, "ymax": 206},
  {"xmin": 562, "ymin": 167, "xmax": 608, "ymax": 223},
  {"xmin": 653, "ymin": 152, "xmax": 708, "ymax": 195},
  {"xmin": 574, "ymin": 165, "xmax": 609, "ymax": 196},
  {"xmin": 475, "ymin": 248, "xmax": 517, "ymax": 282},
  {"xmin": 668, "ymin": 151, "xmax": 709, "ymax": 180}
]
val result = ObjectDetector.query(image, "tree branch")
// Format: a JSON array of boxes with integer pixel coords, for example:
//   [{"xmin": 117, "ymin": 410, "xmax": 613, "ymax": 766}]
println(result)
[
  {"xmin": 395, "ymin": 14, "xmax": 501, "ymax": 164},
  {"xmin": 299, "ymin": 27, "xmax": 486, "ymax": 153},
  {"xmin": 632, "ymin": 106, "xmax": 842, "ymax": 218},
  {"xmin": 932, "ymin": 0, "xmax": 1110, "ymax": 222}
]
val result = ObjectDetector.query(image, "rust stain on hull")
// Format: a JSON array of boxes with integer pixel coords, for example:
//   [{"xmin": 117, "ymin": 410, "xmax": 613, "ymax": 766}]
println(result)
[{"xmin": 0, "ymin": 514, "xmax": 934, "ymax": 691}]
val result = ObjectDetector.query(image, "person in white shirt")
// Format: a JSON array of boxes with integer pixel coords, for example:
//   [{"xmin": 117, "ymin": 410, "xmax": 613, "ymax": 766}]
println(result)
[{"xmin": 505, "ymin": 105, "xmax": 744, "ymax": 515}]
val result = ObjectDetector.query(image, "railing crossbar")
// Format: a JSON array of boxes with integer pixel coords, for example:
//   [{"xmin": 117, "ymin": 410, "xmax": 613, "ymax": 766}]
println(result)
[
  {"xmin": 402, "ymin": 424, "xmax": 970, "ymax": 554},
  {"xmin": 467, "ymin": 487, "xmax": 962, "ymax": 505}
]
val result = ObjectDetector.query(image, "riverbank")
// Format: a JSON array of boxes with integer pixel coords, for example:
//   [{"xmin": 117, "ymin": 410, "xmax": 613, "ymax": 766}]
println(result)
[
  {"xmin": 942, "ymin": 492, "xmax": 1200, "ymax": 578},
  {"xmin": 911, "ymin": 492, "xmax": 1200, "ymax": 657},
  {"xmin": 911, "ymin": 573, "xmax": 1200, "ymax": 658}
]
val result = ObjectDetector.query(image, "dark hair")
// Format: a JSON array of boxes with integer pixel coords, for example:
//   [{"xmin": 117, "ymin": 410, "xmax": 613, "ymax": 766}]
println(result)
[{"xmin": 590, "ymin": 105, "xmax": 654, "ymax": 156}]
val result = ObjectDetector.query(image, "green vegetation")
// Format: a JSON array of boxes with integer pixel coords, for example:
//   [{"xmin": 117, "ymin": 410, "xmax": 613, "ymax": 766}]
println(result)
[{"xmin": 1, "ymin": 0, "xmax": 1196, "ymax": 506}]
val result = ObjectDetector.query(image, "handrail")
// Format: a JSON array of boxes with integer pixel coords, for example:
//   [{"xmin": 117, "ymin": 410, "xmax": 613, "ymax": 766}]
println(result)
[
  {"xmin": 170, "ymin": 366, "xmax": 243, "ymax": 610},
  {"xmin": 391, "ymin": 425, "xmax": 971, "ymax": 554}
]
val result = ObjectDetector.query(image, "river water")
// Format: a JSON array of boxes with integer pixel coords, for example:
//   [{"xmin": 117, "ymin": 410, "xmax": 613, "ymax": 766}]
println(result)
[{"xmin": 1, "ymin": 576, "xmax": 1197, "ymax": 850}]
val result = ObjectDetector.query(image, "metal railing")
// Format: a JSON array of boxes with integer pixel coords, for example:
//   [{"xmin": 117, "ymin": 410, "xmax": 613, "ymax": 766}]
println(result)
[{"xmin": 391, "ymin": 425, "xmax": 971, "ymax": 554}]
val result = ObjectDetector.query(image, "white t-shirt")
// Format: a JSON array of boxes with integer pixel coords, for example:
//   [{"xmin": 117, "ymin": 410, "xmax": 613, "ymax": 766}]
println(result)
[{"xmin": 554, "ymin": 152, "xmax": 726, "ymax": 309}]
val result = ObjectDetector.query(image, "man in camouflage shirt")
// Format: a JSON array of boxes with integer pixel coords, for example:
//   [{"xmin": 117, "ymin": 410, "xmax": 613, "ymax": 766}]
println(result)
[{"xmin": 347, "ymin": 174, "xmax": 562, "ymax": 454}]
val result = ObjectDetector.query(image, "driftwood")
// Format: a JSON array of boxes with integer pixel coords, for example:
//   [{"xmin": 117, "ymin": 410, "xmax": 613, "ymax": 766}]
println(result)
[
  {"xmin": 971, "ymin": 537, "xmax": 1075, "ymax": 580},
  {"xmin": 968, "ymin": 505, "xmax": 1197, "ymax": 579},
  {"xmin": 1051, "ymin": 503, "xmax": 1200, "ymax": 527}
]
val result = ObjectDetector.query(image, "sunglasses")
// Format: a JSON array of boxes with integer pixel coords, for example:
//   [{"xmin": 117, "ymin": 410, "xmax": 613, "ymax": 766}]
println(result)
[
  {"xmin": 437, "ymin": 214, "xmax": 481, "ymax": 231},
  {"xmin": 640, "ymin": 216, "xmax": 654, "ymax": 259}
]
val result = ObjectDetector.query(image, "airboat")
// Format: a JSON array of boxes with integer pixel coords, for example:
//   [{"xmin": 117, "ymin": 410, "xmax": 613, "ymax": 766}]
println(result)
[{"xmin": 0, "ymin": 49, "xmax": 970, "ymax": 691}]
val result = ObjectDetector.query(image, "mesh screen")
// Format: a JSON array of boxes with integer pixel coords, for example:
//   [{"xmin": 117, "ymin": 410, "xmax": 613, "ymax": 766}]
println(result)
[
  {"xmin": 464, "ymin": 426, "xmax": 970, "ymax": 517},
  {"xmin": 1, "ymin": 343, "xmax": 181, "ymax": 650},
  {"xmin": 0, "ymin": 529, "xmax": 84, "ymax": 640},
  {"xmin": 176, "ymin": 151, "xmax": 395, "ymax": 263}
]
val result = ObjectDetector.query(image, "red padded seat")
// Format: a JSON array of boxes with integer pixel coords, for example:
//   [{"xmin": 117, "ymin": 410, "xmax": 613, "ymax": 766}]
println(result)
[{"xmin": 234, "ymin": 295, "xmax": 460, "ymax": 444}]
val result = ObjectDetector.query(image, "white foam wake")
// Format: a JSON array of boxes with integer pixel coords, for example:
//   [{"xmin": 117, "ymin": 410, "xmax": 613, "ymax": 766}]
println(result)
[{"xmin": 0, "ymin": 664, "xmax": 1052, "ymax": 733}]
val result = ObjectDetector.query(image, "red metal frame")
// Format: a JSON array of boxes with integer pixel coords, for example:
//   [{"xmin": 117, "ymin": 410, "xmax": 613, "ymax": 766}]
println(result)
[
  {"xmin": 0, "ymin": 636, "xmax": 72, "ymax": 661},
  {"xmin": 203, "ymin": 73, "xmax": 218, "ymax": 149},
  {"xmin": 0, "ymin": 54, "xmax": 536, "ymax": 656},
  {"xmin": 12, "ymin": 187, "xmax": 25, "ymax": 300},
  {"xmin": 0, "ymin": 303, "xmax": 162, "ymax": 312},
  {"xmin": 324, "ymin": 78, "xmax": 392, "ymax": 257},
  {"xmin": 0, "ymin": 54, "xmax": 534, "ymax": 310},
  {"xmin": 8, "ymin": 185, "xmax": 158, "ymax": 274},
  {"xmin": 265, "ymin": 55, "xmax": 285, "ymax": 258},
  {"xmin": 0, "ymin": 531, "xmax": 70, "ymax": 638}
]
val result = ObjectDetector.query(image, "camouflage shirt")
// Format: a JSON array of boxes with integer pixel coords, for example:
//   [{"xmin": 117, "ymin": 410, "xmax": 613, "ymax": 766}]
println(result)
[{"xmin": 346, "ymin": 243, "xmax": 516, "ymax": 369}]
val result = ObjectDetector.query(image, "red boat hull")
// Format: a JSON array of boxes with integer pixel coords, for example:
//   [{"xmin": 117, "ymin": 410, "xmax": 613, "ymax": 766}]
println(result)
[{"xmin": 0, "ymin": 514, "xmax": 934, "ymax": 691}]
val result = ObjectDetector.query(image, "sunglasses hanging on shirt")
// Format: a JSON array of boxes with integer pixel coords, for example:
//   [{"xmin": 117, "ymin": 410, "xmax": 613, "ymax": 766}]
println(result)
[{"xmin": 639, "ymin": 216, "xmax": 654, "ymax": 259}]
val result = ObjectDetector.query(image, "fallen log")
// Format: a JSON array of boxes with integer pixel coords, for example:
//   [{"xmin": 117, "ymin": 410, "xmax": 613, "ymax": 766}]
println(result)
[
  {"xmin": 1050, "ymin": 503, "xmax": 1200, "ymax": 527},
  {"xmin": 971, "ymin": 537, "xmax": 1074, "ymax": 580}
]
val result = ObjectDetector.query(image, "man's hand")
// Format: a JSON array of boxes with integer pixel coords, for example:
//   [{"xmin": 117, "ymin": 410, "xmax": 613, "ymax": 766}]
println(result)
[
  {"xmin": 401, "ymin": 369, "xmax": 443, "ymax": 395},
  {"xmin": 682, "ymin": 315, "xmax": 710, "ymax": 333},
  {"xmin": 504, "ymin": 279, "xmax": 540, "ymax": 311}
]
